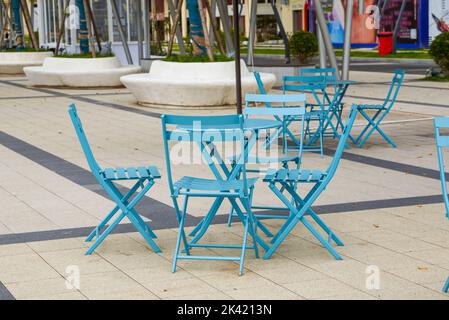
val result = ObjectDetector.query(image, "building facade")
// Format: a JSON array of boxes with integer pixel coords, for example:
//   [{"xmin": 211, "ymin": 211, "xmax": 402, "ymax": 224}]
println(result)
[{"xmin": 5, "ymin": 0, "xmax": 443, "ymax": 65}]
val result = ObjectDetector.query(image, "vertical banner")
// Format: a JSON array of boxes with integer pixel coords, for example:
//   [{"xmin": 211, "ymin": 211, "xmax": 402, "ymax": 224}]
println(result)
[
  {"xmin": 322, "ymin": 0, "xmax": 377, "ymax": 46},
  {"xmin": 381, "ymin": 0, "xmax": 419, "ymax": 46},
  {"xmin": 317, "ymin": 0, "xmax": 424, "ymax": 48},
  {"xmin": 429, "ymin": 0, "xmax": 449, "ymax": 42}
]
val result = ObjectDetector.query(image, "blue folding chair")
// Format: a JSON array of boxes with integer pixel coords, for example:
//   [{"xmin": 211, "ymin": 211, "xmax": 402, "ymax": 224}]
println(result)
[
  {"xmin": 353, "ymin": 69, "xmax": 405, "ymax": 148},
  {"xmin": 227, "ymin": 93, "xmax": 306, "ymax": 231},
  {"xmin": 434, "ymin": 117, "xmax": 449, "ymax": 293},
  {"xmin": 68, "ymin": 105, "xmax": 161, "ymax": 255},
  {"xmin": 161, "ymin": 114, "xmax": 260, "ymax": 275},
  {"xmin": 282, "ymin": 75, "xmax": 327, "ymax": 154},
  {"xmin": 300, "ymin": 67, "xmax": 349, "ymax": 139},
  {"xmin": 253, "ymin": 72, "xmax": 300, "ymax": 151},
  {"xmin": 262, "ymin": 104, "xmax": 358, "ymax": 260}
]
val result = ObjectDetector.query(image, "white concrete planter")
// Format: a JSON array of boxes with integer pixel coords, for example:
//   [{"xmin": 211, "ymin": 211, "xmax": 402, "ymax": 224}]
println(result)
[
  {"xmin": 24, "ymin": 56, "xmax": 142, "ymax": 87},
  {"xmin": 0, "ymin": 51, "xmax": 53, "ymax": 74},
  {"xmin": 120, "ymin": 60, "xmax": 277, "ymax": 108}
]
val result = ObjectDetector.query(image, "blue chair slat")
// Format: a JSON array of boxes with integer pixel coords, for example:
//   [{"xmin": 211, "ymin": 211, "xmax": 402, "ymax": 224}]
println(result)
[
  {"xmin": 299, "ymin": 169, "xmax": 311, "ymax": 181},
  {"xmin": 288, "ymin": 169, "xmax": 300, "ymax": 181},
  {"xmin": 126, "ymin": 167, "xmax": 139, "ymax": 179},
  {"xmin": 311, "ymin": 170, "xmax": 323, "ymax": 181},
  {"xmin": 116, "ymin": 168, "xmax": 127, "ymax": 180},
  {"xmin": 68, "ymin": 104, "xmax": 161, "ymax": 255},
  {"xmin": 148, "ymin": 166, "xmax": 161, "ymax": 178},
  {"xmin": 137, "ymin": 166, "xmax": 150, "ymax": 178},
  {"xmin": 245, "ymin": 106, "xmax": 305, "ymax": 117},
  {"xmin": 163, "ymin": 114, "xmax": 240, "ymax": 126},
  {"xmin": 245, "ymin": 93, "xmax": 306, "ymax": 104},
  {"xmin": 264, "ymin": 169, "xmax": 278, "ymax": 181},
  {"xmin": 275, "ymin": 168, "xmax": 288, "ymax": 181},
  {"xmin": 104, "ymin": 168, "xmax": 116, "ymax": 180},
  {"xmin": 300, "ymin": 67, "xmax": 337, "ymax": 76},
  {"xmin": 435, "ymin": 117, "xmax": 449, "ymax": 128},
  {"xmin": 437, "ymin": 136, "xmax": 449, "ymax": 148}
]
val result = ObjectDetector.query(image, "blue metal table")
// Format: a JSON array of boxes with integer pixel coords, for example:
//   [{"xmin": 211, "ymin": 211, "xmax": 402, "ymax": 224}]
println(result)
[{"xmin": 321, "ymin": 79, "xmax": 357, "ymax": 140}]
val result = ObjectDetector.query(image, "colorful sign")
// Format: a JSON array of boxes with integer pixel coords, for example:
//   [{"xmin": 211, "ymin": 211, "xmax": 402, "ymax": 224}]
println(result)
[
  {"xmin": 381, "ymin": 0, "xmax": 420, "ymax": 45},
  {"xmin": 325, "ymin": 0, "xmax": 377, "ymax": 45},
  {"xmin": 429, "ymin": 0, "xmax": 449, "ymax": 42},
  {"xmin": 319, "ymin": 0, "xmax": 424, "ymax": 47}
]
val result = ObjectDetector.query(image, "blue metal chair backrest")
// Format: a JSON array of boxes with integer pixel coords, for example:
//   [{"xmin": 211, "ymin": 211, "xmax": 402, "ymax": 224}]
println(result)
[
  {"xmin": 282, "ymin": 75, "xmax": 327, "ymax": 93},
  {"xmin": 253, "ymin": 71, "xmax": 274, "ymax": 110},
  {"xmin": 300, "ymin": 67, "xmax": 337, "ymax": 76},
  {"xmin": 244, "ymin": 93, "xmax": 306, "ymax": 166},
  {"xmin": 282, "ymin": 76, "xmax": 327, "ymax": 106},
  {"xmin": 161, "ymin": 114, "xmax": 249, "ymax": 195},
  {"xmin": 434, "ymin": 117, "xmax": 449, "ymax": 218},
  {"xmin": 383, "ymin": 69, "xmax": 405, "ymax": 110},
  {"xmin": 68, "ymin": 104, "xmax": 102, "ymax": 181},
  {"xmin": 300, "ymin": 67, "xmax": 338, "ymax": 83},
  {"xmin": 253, "ymin": 72, "xmax": 267, "ymax": 95}
]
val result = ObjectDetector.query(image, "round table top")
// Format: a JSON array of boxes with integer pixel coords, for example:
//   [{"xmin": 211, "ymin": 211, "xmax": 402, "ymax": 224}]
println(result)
[{"xmin": 177, "ymin": 118, "xmax": 282, "ymax": 132}]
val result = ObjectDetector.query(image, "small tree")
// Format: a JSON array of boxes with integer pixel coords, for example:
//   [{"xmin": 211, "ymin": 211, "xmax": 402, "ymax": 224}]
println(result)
[
  {"xmin": 289, "ymin": 31, "xmax": 319, "ymax": 63},
  {"xmin": 430, "ymin": 32, "xmax": 449, "ymax": 75}
]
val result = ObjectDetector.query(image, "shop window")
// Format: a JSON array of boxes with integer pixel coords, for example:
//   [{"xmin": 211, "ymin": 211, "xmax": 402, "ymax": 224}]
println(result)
[{"xmin": 91, "ymin": 0, "xmax": 108, "ymax": 42}]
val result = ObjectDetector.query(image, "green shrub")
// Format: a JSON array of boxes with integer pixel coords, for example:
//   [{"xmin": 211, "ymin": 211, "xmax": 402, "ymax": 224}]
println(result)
[
  {"xmin": 289, "ymin": 31, "xmax": 318, "ymax": 63},
  {"xmin": 150, "ymin": 41, "xmax": 166, "ymax": 56},
  {"xmin": 430, "ymin": 32, "xmax": 449, "ymax": 75}
]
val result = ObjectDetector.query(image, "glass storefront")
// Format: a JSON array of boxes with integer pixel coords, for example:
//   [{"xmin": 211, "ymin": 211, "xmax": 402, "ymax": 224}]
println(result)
[{"xmin": 310, "ymin": 0, "xmax": 430, "ymax": 49}]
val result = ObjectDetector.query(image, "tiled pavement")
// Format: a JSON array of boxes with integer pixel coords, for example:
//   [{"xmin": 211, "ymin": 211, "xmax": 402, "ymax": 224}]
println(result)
[{"xmin": 0, "ymin": 72, "xmax": 449, "ymax": 299}]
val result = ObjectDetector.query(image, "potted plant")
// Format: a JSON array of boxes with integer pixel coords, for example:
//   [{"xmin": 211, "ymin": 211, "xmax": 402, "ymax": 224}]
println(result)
[{"xmin": 289, "ymin": 31, "xmax": 319, "ymax": 64}]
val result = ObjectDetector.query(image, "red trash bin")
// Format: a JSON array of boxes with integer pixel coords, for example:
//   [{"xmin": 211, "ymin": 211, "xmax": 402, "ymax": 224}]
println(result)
[{"xmin": 378, "ymin": 32, "xmax": 393, "ymax": 56}]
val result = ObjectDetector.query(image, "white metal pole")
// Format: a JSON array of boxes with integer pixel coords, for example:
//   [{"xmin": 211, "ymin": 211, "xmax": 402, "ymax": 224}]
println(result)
[
  {"xmin": 317, "ymin": 20, "xmax": 326, "ymax": 68},
  {"xmin": 142, "ymin": 0, "xmax": 150, "ymax": 58},
  {"xmin": 342, "ymin": 0, "xmax": 353, "ymax": 80},
  {"xmin": 313, "ymin": 0, "xmax": 340, "ymax": 79}
]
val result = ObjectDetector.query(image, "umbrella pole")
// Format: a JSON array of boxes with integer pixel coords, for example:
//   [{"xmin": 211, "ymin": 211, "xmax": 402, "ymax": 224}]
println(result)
[{"xmin": 233, "ymin": 0, "xmax": 242, "ymax": 114}]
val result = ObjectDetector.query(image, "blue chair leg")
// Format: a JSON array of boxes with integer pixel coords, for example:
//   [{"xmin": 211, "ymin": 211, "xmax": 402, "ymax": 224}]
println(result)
[
  {"xmin": 228, "ymin": 197, "xmax": 270, "ymax": 252},
  {"xmin": 189, "ymin": 197, "xmax": 225, "ymax": 242},
  {"xmin": 85, "ymin": 181, "xmax": 141, "ymax": 242},
  {"xmin": 284, "ymin": 184, "xmax": 344, "ymax": 246},
  {"xmin": 173, "ymin": 195, "xmax": 189, "ymax": 273},
  {"xmin": 357, "ymin": 109, "xmax": 396, "ymax": 148},
  {"xmin": 85, "ymin": 207, "xmax": 119, "ymax": 242},
  {"xmin": 106, "ymin": 182, "xmax": 161, "ymax": 253},
  {"xmin": 85, "ymin": 212, "xmax": 127, "ymax": 255},
  {"xmin": 354, "ymin": 110, "xmax": 382, "ymax": 144},
  {"xmin": 265, "ymin": 183, "xmax": 342, "ymax": 260},
  {"xmin": 239, "ymin": 216, "xmax": 250, "ymax": 276},
  {"xmin": 443, "ymin": 277, "xmax": 449, "ymax": 293},
  {"xmin": 126, "ymin": 211, "xmax": 161, "ymax": 253}
]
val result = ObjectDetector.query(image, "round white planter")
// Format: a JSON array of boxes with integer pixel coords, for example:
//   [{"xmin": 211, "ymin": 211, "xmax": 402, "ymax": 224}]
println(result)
[
  {"xmin": 120, "ymin": 60, "xmax": 277, "ymax": 108},
  {"xmin": 24, "ymin": 56, "xmax": 142, "ymax": 87},
  {"xmin": 0, "ymin": 51, "xmax": 53, "ymax": 74}
]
